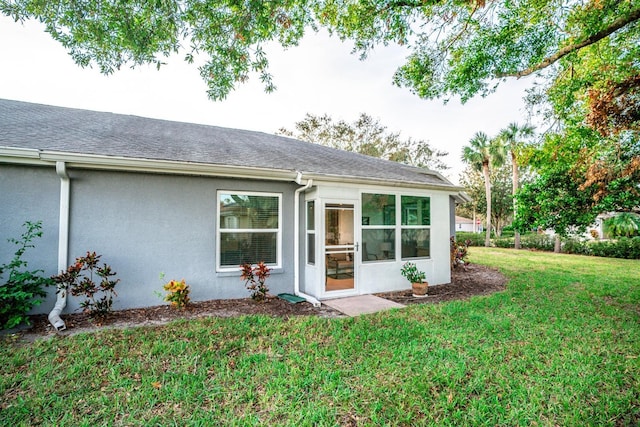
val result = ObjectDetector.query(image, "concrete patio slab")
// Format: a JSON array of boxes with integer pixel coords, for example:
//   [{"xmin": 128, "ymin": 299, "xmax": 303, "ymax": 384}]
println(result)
[{"xmin": 323, "ymin": 294, "xmax": 405, "ymax": 317}]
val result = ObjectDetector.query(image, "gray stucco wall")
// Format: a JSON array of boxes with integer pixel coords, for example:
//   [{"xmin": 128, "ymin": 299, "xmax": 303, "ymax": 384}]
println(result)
[
  {"xmin": 2, "ymin": 164, "xmax": 299, "ymax": 314},
  {"xmin": 0, "ymin": 164, "xmax": 61, "ymax": 313}
]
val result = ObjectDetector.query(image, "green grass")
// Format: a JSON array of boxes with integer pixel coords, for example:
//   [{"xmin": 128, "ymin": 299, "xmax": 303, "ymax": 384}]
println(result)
[{"xmin": 2, "ymin": 248, "xmax": 639, "ymax": 426}]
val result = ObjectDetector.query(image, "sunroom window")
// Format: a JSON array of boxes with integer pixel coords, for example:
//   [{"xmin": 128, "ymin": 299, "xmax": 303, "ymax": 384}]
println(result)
[
  {"xmin": 306, "ymin": 200, "xmax": 315, "ymax": 265},
  {"xmin": 401, "ymin": 195, "xmax": 430, "ymax": 259},
  {"xmin": 361, "ymin": 193, "xmax": 396, "ymax": 261},
  {"xmin": 218, "ymin": 191, "xmax": 281, "ymax": 270}
]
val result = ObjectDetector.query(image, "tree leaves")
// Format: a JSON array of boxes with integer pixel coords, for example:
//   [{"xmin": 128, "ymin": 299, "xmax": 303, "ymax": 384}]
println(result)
[{"xmin": 278, "ymin": 112, "xmax": 450, "ymax": 171}]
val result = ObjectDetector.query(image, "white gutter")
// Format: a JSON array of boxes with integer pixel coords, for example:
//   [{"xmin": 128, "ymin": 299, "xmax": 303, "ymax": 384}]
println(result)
[
  {"xmin": 48, "ymin": 161, "xmax": 70, "ymax": 331},
  {"xmin": 293, "ymin": 172, "xmax": 321, "ymax": 307},
  {"xmin": 297, "ymin": 171, "xmax": 466, "ymax": 192}
]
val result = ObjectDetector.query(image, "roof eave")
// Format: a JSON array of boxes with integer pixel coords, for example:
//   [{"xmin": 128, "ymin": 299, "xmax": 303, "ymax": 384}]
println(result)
[
  {"xmin": 300, "ymin": 171, "xmax": 465, "ymax": 192},
  {"xmin": 1, "ymin": 147, "xmax": 467, "ymax": 193},
  {"xmin": 0, "ymin": 147, "xmax": 297, "ymax": 181}
]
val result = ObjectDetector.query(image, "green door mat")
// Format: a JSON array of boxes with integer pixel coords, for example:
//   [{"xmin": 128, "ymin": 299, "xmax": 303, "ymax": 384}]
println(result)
[{"xmin": 278, "ymin": 293, "xmax": 306, "ymax": 303}]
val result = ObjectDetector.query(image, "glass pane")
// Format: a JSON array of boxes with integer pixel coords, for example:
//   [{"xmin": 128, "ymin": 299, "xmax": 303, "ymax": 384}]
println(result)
[
  {"xmin": 362, "ymin": 193, "xmax": 395, "ymax": 226},
  {"xmin": 401, "ymin": 196, "xmax": 430, "ymax": 226},
  {"xmin": 307, "ymin": 233, "xmax": 315, "ymax": 265},
  {"xmin": 401, "ymin": 229, "xmax": 430, "ymax": 258},
  {"xmin": 362, "ymin": 229, "xmax": 395, "ymax": 261},
  {"xmin": 220, "ymin": 232, "xmax": 277, "ymax": 266},
  {"xmin": 325, "ymin": 207, "xmax": 354, "ymax": 245},
  {"xmin": 307, "ymin": 201, "xmax": 315, "ymax": 230},
  {"xmin": 219, "ymin": 194, "xmax": 279, "ymax": 229}
]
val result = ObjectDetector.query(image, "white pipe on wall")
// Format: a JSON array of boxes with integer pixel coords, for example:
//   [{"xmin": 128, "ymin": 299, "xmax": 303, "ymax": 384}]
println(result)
[
  {"xmin": 48, "ymin": 161, "xmax": 70, "ymax": 331},
  {"xmin": 294, "ymin": 173, "xmax": 321, "ymax": 307}
]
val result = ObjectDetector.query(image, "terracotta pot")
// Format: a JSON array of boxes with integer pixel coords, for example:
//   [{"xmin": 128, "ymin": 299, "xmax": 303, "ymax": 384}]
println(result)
[{"xmin": 412, "ymin": 281, "xmax": 428, "ymax": 298}]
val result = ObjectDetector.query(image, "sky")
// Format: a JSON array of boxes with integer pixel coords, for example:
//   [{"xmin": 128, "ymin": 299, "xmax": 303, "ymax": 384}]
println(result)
[{"xmin": 0, "ymin": 14, "xmax": 535, "ymax": 184}]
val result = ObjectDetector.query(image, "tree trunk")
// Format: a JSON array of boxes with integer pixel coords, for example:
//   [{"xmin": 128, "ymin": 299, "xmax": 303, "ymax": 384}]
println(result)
[
  {"xmin": 512, "ymin": 151, "xmax": 521, "ymax": 249},
  {"xmin": 483, "ymin": 163, "xmax": 492, "ymax": 247},
  {"xmin": 554, "ymin": 235, "xmax": 561, "ymax": 253}
]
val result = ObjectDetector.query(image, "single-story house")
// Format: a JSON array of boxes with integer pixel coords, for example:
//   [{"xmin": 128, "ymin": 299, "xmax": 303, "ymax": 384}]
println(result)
[
  {"xmin": 0, "ymin": 99, "xmax": 468, "ymax": 329},
  {"xmin": 455, "ymin": 215, "xmax": 477, "ymax": 233}
]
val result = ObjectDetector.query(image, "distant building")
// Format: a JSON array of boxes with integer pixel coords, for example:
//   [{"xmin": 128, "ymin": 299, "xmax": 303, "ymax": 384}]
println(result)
[{"xmin": 455, "ymin": 216, "xmax": 477, "ymax": 233}]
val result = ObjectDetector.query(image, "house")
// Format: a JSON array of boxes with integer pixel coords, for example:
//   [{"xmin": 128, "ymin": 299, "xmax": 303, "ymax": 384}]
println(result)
[
  {"xmin": 0, "ymin": 99, "xmax": 468, "ymax": 328},
  {"xmin": 455, "ymin": 215, "xmax": 477, "ymax": 233}
]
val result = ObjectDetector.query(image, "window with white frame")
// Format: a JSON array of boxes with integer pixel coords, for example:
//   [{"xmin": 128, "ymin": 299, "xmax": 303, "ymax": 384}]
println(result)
[
  {"xmin": 218, "ymin": 191, "xmax": 281, "ymax": 270},
  {"xmin": 401, "ymin": 195, "xmax": 430, "ymax": 259},
  {"xmin": 361, "ymin": 193, "xmax": 396, "ymax": 262},
  {"xmin": 306, "ymin": 200, "xmax": 315, "ymax": 265}
]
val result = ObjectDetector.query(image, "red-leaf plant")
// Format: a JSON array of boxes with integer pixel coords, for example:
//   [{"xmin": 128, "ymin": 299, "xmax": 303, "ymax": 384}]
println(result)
[
  {"xmin": 240, "ymin": 261, "xmax": 271, "ymax": 302},
  {"xmin": 52, "ymin": 251, "xmax": 120, "ymax": 319}
]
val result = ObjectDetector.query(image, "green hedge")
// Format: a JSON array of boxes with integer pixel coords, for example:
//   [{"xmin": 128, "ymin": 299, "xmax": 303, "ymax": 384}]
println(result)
[
  {"xmin": 588, "ymin": 237, "xmax": 640, "ymax": 259},
  {"xmin": 460, "ymin": 231, "xmax": 640, "ymax": 259},
  {"xmin": 455, "ymin": 232, "xmax": 485, "ymax": 247}
]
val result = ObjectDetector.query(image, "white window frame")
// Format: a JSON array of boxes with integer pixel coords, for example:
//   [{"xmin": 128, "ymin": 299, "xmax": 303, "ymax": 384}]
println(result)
[
  {"xmin": 361, "ymin": 192, "xmax": 397, "ymax": 263},
  {"xmin": 217, "ymin": 190, "xmax": 282, "ymax": 272},
  {"xmin": 306, "ymin": 200, "xmax": 316, "ymax": 265},
  {"xmin": 400, "ymin": 195, "xmax": 431, "ymax": 260}
]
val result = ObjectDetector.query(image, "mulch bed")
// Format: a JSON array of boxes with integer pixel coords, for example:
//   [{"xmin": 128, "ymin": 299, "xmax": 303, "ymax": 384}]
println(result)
[
  {"xmin": 10, "ymin": 263, "xmax": 507, "ymax": 342},
  {"xmin": 376, "ymin": 263, "xmax": 508, "ymax": 304}
]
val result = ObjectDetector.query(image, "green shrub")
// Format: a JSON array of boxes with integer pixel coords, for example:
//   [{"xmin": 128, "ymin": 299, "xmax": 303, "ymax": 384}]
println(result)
[
  {"xmin": 494, "ymin": 237, "xmax": 515, "ymax": 248},
  {"xmin": 590, "ymin": 237, "xmax": 640, "ymax": 259},
  {"xmin": 500, "ymin": 226, "xmax": 515, "ymax": 237},
  {"xmin": 562, "ymin": 238, "xmax": 592, "ymax": 256},
  {"xmin": 0, "ymin": 221, "xmax": 54, "ymax": 330},
  {"xmin": 521, "ymin": 234, "xmax": 556, "ymax": 251},
  {"xmin": 456, "ymin": 232, "xmax": 484, "ymax": 247}
]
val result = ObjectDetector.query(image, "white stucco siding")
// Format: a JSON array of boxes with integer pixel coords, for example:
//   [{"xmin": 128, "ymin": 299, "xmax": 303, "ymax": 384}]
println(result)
[{"xmin": 304, "ymin": 182, "xmax": 454, "ymax": 299}]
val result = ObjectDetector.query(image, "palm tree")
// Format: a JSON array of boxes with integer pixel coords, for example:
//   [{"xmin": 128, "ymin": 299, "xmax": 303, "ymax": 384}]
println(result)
[
  {"xmin": 604, "ymin": 212, "xmax": 640, "ymax": 238},
  {"xmin": 498, "ymin": 122, "xmax": 535, "ymax": 249},
  {"xmin": 462, "ymin": 132, "xmax": 506, "ymax": 247}
]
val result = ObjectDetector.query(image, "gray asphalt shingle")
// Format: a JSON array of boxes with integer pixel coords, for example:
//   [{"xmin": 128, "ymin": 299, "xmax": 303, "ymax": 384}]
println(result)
[{"xmin": 0, "ymin": 98, "xmax": 455, "ymax": 188}]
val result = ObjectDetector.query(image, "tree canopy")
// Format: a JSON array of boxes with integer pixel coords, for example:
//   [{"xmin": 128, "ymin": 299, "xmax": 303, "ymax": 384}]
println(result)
[
  {"xmin": 278, "ymin": 112, "xmax": 449, "ymax": 171},
  {"xmin": 3, "ymin": 0, "xmax": 639, "ymax": 233},
  {"xmin": 3, "ymin": 0, "xmax": 638, "ymax": 106}
]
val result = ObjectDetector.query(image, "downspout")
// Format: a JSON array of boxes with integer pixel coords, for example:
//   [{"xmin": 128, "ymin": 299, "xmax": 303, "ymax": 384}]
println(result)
[
  {"xmin": 48, "ymin": 161, "xmax": 70, "ymax": 331},
  {"xmin": 294, "ymin": 172, "xmax": 321, "ymax": 307}
]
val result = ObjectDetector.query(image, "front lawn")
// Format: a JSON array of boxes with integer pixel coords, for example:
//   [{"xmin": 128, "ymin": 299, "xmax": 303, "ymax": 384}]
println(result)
[{"xmin": 1, "ymin": 248, "xmax": 639, "ymax": 426}]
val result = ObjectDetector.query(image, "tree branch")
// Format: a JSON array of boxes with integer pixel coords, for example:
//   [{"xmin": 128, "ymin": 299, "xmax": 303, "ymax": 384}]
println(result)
[{"xmin": 498, "ymin": 7, "xmax": 640, "ymax": 78}]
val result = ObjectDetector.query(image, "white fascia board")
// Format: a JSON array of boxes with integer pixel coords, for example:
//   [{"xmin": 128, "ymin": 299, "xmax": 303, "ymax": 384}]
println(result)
[
  {"xmin": 301, "ymin": 171, "xmax": 466, "ymax": 193},
  {"xmin": 1, "ymin": 147, "xmax": 297, "ymax": 181},
  {"xmin": 455, "ymin": 192, "xmax": 473, "ymax": 204},
  {"xmin": 42, "ymin": 152, "xmax": 297, "ymax": 181},
  {"xmin": 0, "ymin": 147, "xmax": 50, "ymax": 165}
]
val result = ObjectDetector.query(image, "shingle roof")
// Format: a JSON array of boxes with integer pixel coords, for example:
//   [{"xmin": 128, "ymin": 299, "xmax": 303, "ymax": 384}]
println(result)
[{"xmin": 0, "ymin": 98, "xmax": 456, "ymax": 188}]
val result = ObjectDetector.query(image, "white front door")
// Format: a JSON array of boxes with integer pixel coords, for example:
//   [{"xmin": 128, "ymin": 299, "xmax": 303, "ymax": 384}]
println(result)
[{"xmin": 323, "ymin": 202, "xmax": 358, "ymax": 296}]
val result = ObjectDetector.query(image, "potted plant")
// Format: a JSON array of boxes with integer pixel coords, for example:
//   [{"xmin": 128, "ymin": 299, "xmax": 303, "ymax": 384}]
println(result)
[{"xmin": 401, "ymin": 261, "xmax": 428, "ymax": 297}]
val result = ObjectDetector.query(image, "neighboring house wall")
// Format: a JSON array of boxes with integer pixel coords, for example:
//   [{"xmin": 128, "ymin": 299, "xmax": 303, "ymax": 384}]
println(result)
[
  {"xmin": 455, "ymin": 216, "xmax": 475, "ymax": 233},
  {"xmin": 1, "ymin": 164, "xmax": 300, "ymax": 313},
  {"xmin": 456, "ymin": 222, "xmax": 475, "ymax": 233}
]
